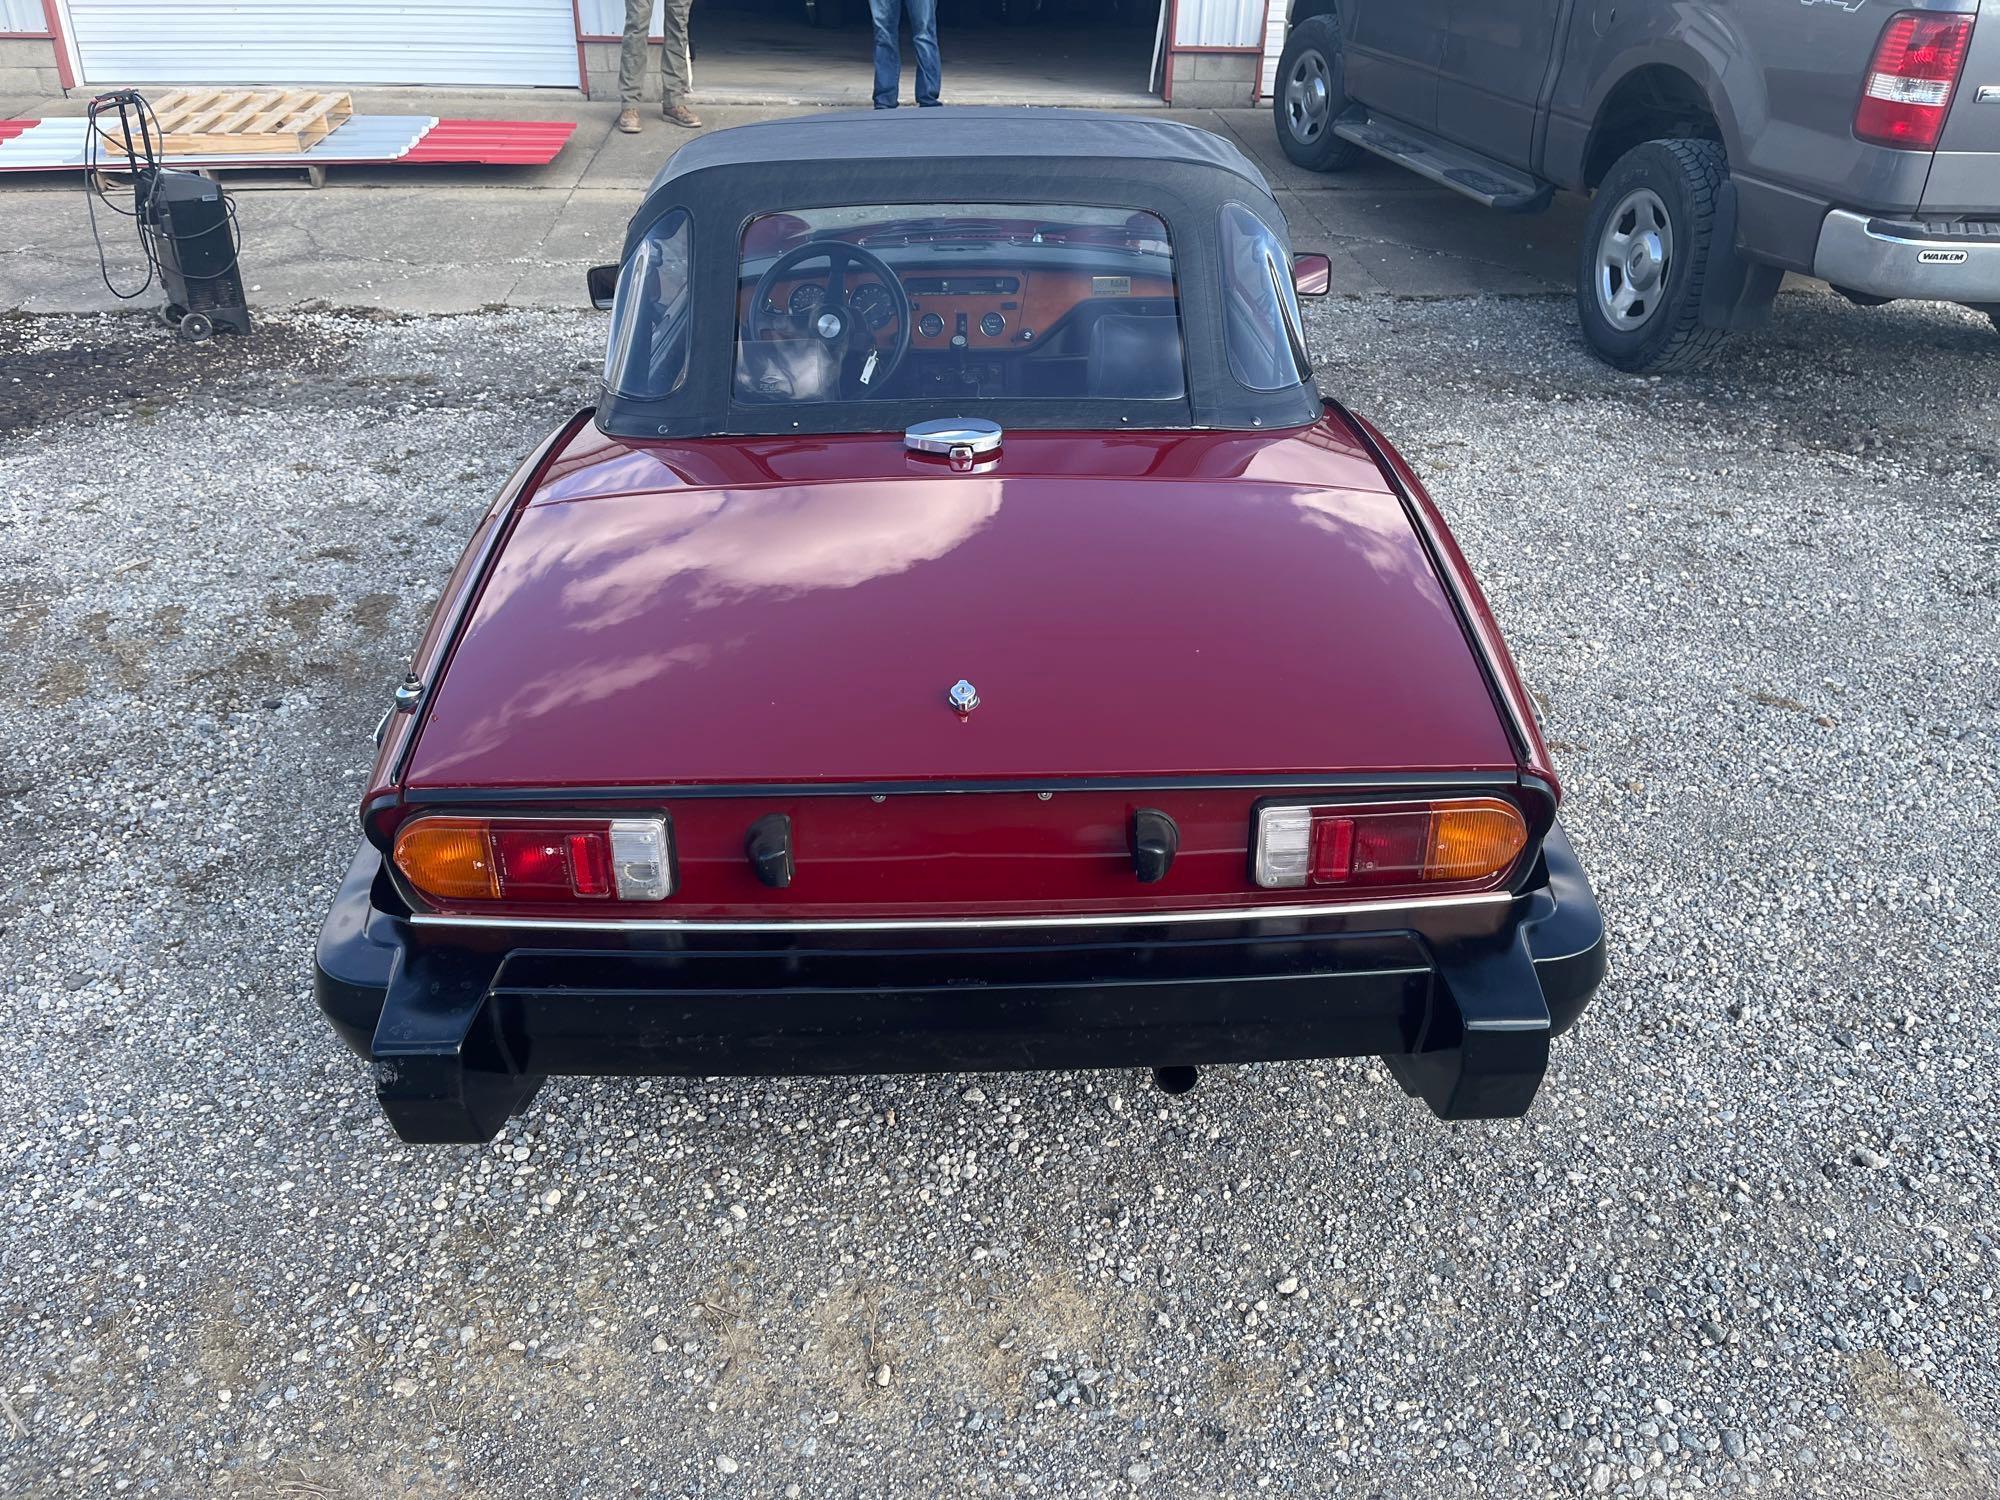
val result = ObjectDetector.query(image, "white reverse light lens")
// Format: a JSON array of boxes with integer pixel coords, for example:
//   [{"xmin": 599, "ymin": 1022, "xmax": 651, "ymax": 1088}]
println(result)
[
  {"xmin": 1865, "ymin": 71, "xmax": 1951, "ymax": 106},
  {"xmin": 1253, "ymin": 807, "xmax": 1313, "ymax": 889},
  {"xmin": 609, "ymin": 818, "xmax": 674, "ymax": 900}
]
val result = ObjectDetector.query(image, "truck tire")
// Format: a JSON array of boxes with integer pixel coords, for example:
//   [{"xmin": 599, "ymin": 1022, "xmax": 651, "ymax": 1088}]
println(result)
[
  {"xmin": 1274, "ymin": 16, "xmax": 1361, "ymax": 173},
  {"xmin": 1575, "ymin": 138, "xmax": 1735, "ymax": 373}
]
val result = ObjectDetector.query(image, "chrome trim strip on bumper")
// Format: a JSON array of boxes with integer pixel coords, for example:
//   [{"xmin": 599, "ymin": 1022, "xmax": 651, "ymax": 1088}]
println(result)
[
  {"xmin": 406, "ymin": 889, "xmax": 1513, "ymax": 934},
  {"xmin": 1812, "ymin": 207, "xmax": 2000, "ymax": 303}
]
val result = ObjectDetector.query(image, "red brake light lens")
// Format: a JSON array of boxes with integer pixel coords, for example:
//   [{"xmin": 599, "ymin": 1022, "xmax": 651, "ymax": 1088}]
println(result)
[
  {"xmin": 394, "ymin": 816, "xmax": 673, "ymax": 907},
  {"xmin": 1855, "ymin": 12, "xmax": 1973, "ymax": 149},
  {"xmin": 1252, "ymin": 798, "xmax": 1529, "ymax": 893},
  {"xmin": 1310, "ymin": 815, "xmax": 1355, "ymax": 883},
  {"xmin": 567, "ymin": 832, "xmax": 612, "ymax": 896},
  {"xmin": 489, "ymin": 828, "xmax": 604, "ymax": 900}
]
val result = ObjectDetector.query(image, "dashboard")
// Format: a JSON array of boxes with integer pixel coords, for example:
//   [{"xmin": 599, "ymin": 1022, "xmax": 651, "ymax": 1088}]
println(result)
[{"xmin": 749, "ymin": 266, "xmax": 1177, "ymax": 353}]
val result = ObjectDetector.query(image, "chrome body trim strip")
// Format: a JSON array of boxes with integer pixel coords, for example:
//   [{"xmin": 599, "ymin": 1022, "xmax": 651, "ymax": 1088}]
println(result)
[
  {"xmin": 379, "ymin": 411, "xmax": 594, "ymax": 791},
  {"xmin": 1333, "ymin": 404, "xmax": 1544, "ymax": 773},
  {"xmin": 405, "ymin": 889, "xmax": 1512, "ymax": 934}
]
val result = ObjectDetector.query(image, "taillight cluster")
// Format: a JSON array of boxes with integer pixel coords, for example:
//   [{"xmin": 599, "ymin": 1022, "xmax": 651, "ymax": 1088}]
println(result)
[
  {"xmin": 394, "ymin": 816, "xmax": 672, "ymax": 905},
  {"xmin": 388, "ymin": 799, "xmax": 1530, "ymax": 912},
  {"xmin": 1856, "ymin": 12, "xmax": 1973, "ymax": 150},
  {"xmin": 1251, "ymin": 798, "xmax": 1527, "ymax": 892}
]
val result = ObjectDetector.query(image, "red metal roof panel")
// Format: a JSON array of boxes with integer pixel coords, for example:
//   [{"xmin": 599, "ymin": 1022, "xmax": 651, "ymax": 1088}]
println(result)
[{"xmin": 401, "ymin": 119, "xmax": 577, "ymax": 165}]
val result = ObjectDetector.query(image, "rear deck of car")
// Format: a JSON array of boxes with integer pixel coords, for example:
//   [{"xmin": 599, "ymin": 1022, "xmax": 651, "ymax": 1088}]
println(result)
[{"xmin": 402, "ymin": 417, "xmax": 1517, "ymax": 793}]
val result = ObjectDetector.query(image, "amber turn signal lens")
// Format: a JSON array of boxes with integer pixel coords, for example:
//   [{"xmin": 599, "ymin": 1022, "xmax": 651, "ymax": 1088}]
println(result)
[
  {"xmin": 1423, "ymin": 798, "xmax": 1528, "ymax": 883},
  {"xmin": 394, "ymin": 817, "xmax": 501, "ymax": 902}
]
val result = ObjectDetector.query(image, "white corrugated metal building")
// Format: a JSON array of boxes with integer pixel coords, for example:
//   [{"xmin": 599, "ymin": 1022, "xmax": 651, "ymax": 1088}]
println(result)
[{"xmin": 9, "ymin": 0, "xmax": 1278, "ymax": 107}]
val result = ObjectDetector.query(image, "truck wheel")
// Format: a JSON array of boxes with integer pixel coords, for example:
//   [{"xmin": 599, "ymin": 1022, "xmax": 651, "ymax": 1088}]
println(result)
[
  {"xmin": 1274, "ymin": 16, "xmax": 1361, "ymax": 172},
  {"xmin": 1576, "ymin": 138, "xmax": 1735, "ymax": 373}
]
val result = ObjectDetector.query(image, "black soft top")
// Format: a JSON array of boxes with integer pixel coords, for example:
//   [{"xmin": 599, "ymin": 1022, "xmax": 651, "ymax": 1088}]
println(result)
[
  {"xmin": 600, "ymin": 108, "xmax": 1322, "ymax": 439},
  {"xmin": 638, "ymin": 108, "xmax": 1276, "ymax": 210}
]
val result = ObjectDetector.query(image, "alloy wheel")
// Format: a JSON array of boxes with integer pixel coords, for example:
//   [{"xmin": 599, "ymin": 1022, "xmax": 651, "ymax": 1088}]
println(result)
[
  {"xmin": 1595, "ymin": 187, "xmax": 1674, "ymax": 331},
  {"xmin": 1285, "ymin": 51, "xmax": 1331, "ymax": 145}
]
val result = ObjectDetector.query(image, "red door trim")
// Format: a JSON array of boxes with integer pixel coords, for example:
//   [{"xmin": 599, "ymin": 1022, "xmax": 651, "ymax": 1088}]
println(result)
[
  {"xmin": 569, "ymin": 0, "xmax": 591, "ymax": 96},
  {"xmin": 40, "ymin": 0, "xmax": 75, "ymax": 89},
  {"xmin": 1252, "ymin": 0, "xmax": 1275, "ymax": 102}
]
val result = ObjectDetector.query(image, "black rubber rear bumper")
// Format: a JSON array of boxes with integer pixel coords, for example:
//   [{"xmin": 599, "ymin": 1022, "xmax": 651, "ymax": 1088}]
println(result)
[{"xmin": 314, "ymin": 826, "xmax": 1607, "ymax": 1143}]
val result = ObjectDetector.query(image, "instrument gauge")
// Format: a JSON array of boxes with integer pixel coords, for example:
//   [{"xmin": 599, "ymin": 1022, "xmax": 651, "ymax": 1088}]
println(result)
[
  {"xmin": 917, "ymin": 311, "xmax": 945, "ymax": 338},
  {"xmin": 787, "ymin": 282, "xmax": 824, "ymax": 316},
  {"xmin": 979, "ymin": 311, "xmax": 1006, "ymax": 338},
  {"xmin": 852, "ymin": 284, "xmax": 895, "ymax": 330}
]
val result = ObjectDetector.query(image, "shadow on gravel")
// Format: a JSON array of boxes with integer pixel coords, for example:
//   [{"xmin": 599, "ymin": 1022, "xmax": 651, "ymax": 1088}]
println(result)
[{"xmin": 0, "ymin": 310, "xmax": 364, "ymax": 437}]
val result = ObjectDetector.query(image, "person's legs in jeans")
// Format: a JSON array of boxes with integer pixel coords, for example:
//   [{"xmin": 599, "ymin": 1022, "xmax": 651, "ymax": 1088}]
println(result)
[
  {"xmin": 906, "ymin": 0, "xmax": 940, "ymax": 106},
  {"xmin": 868, "ymin": 0, "xmax": 902, "ymax": 107},
  {"xmin": 618, "ymin": 0, "xmax": 652, "ymax": 104},
  {"xmin": 658, "ymin": 0, "xmax": 694, "ymax": 111}
]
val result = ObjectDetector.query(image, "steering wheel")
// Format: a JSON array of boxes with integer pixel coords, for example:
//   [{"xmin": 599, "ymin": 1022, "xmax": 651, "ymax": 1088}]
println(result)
[{"xmin": 749, "ymin": 238, "xmax": 914, "ymax": 397}]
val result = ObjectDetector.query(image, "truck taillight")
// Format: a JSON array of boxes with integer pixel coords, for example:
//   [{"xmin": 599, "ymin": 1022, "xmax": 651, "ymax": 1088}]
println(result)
[
  {"xmin": 393, "ymin": 816, "xmax": 673, "ymax": 905},
  {"xmin": 1252, "ymin": 798, "xmax": 1527, "ymax": 892},
  {"xmin": 1855, "ymin": 12, "xmax": 1973, "ymax": 149}
]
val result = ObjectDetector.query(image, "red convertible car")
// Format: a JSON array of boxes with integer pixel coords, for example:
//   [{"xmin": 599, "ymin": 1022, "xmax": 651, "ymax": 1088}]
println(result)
[{"xmin": 315, "ymin": 110, "xmax": 1605, "ymax": 1143}]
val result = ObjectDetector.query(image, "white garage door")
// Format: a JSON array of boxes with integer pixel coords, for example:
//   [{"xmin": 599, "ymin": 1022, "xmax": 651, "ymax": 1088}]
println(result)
[{"xmin": 59, "ymin": 0, "xmax": 580, "ymax": 88}]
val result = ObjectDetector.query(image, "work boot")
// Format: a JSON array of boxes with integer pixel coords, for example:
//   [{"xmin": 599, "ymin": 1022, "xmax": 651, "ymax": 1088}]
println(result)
[
  {"xmin": 663, "ymin": 101, "xmax": 702, "ymax": 129},
  {"xmin": 616, "ymin": 106, "xmax": 641, "ymax": 134}
]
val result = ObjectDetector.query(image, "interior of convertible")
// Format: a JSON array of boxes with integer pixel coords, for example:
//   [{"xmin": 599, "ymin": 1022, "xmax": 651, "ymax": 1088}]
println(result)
[
  {"xmin": 601, "ymin": 200, "xmax": 1312, "ymax": 411},
  {"xmin": 735, "ymin": 204, "xmax": 1185, "ymax": 404}
]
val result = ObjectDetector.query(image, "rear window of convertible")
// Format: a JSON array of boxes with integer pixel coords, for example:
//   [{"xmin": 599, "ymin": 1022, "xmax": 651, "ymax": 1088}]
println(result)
[{"xmin": 731, "ymin": 204, "xmax": 1187, "ymax": 405}]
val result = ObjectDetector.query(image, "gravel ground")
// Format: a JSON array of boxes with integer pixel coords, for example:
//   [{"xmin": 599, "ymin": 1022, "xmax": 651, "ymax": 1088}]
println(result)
[{"xmin": 1, "ymin": 293, "xmax": 1996, "ymax": 1500}]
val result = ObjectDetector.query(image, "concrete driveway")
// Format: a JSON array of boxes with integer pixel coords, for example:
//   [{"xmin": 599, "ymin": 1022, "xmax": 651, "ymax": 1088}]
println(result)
[{"xmin": 0, "ymin": 98, "xmax": 1593, "ymax": 317}]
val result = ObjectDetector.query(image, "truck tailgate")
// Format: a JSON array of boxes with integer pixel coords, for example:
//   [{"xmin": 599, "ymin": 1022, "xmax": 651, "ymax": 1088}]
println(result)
[{"xmin": 1921, "ymin": 0, "xmax": 2000, "ymax": 213}]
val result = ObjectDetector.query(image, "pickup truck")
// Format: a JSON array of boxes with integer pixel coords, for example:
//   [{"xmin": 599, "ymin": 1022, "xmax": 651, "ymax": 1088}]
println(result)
[{"xmin": 1273, "ymin": 1, "xmax": 2000, "ymax": 370}]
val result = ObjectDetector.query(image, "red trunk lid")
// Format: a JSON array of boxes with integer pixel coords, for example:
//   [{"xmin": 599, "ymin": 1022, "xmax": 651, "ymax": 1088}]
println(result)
[{"xmin": 403, "ymin": 422, "xmax": 1515, "ymax": 792}]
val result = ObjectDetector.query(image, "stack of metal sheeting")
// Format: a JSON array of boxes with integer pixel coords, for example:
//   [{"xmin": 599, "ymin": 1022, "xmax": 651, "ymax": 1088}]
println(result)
[{"xmin": 0, "ymin": 115, "xmax": 439, "ymax": 172}]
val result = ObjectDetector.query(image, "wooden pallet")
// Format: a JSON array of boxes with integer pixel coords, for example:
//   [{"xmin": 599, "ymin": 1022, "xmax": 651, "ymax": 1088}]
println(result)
[
  {"xmin": 186, "ymin": 161, "xmax": 330, "ymax": 191},
  {"xmin": 96, "ymin": 88, "xmax": 353, "ymax": 156}
]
